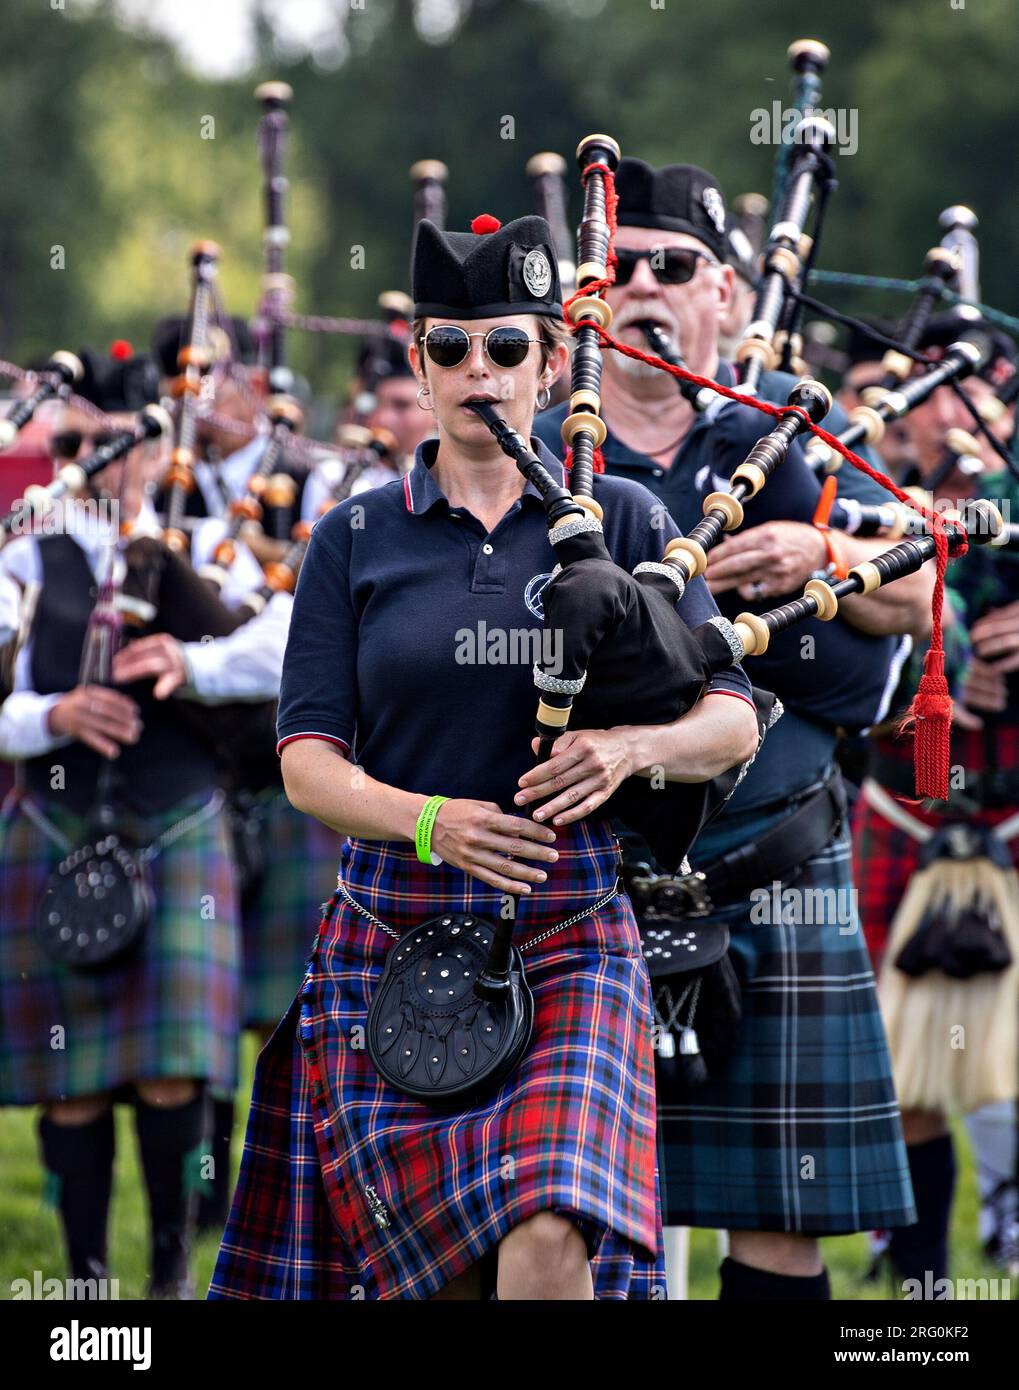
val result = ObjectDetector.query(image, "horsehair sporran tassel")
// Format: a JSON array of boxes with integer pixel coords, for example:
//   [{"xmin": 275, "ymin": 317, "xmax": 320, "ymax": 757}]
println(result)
[{"xmin": 878, "ymin": 842, "xmax": 1019, "ymax": 1113}]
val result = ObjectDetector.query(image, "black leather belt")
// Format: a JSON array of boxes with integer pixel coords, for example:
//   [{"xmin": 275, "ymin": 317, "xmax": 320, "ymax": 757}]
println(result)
[{"xmin": 625, "ymin": 768, "xmax": 848, "ymax": 920}]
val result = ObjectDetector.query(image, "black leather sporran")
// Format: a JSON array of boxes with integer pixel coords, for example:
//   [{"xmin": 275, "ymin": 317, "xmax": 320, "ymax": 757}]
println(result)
[{"xmin": 366, "ymin": 911, "xmax": 534, "ymax": 1109}]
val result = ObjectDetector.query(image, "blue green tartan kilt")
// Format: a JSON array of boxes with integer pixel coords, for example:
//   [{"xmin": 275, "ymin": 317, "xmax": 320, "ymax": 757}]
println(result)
[
  {"xmin": 239, "ymin": 792, "xmax": 341, "ymax": 1028},
  {"xmin": 657, "ymin": 824, "xmax": 916, "ymax": 1234},
  {"xmin": 0, "ymin": 788, "xmax": 242, "ymax": 1104},
  {"xmin": 209, "ymin": 821, "xmax": 668, "ymax": 1300}
]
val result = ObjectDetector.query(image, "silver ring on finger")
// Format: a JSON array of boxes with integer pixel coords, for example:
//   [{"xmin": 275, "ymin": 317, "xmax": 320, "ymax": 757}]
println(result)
[{"xmin": 750, "ymin": 580, "xmax": 766, "ymax": 600}]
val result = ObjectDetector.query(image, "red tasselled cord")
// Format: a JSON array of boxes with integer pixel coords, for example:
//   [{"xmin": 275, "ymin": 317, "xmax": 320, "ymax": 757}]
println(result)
[{"xmin": 559, "ymin": 162, "xmax": 963, "ymax": 801}]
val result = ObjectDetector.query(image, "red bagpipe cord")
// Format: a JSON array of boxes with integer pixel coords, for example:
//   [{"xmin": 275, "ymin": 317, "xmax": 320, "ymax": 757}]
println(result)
[{"xmin": 558, "ymin": 163, "xmax": 960, "ymax": 800}]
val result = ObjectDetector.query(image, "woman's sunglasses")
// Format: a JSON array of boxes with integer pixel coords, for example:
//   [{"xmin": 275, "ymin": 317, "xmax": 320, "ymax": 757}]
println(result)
[
  {"xmin": 423, "ymin": 325, "xmax": 540, "ymax": 370},
  {"xmin": 613, "ymin": 247, "xmax": 718, "ymax": 287}
]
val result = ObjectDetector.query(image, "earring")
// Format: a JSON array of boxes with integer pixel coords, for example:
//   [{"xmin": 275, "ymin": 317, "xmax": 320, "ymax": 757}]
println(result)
[
  {"xmin": 415, "ymin": 384, "xmax": 433, "ymax": 412},
  {"xmin": 536, "ymin": 385, "xmax": 552, "ymax": 411}
]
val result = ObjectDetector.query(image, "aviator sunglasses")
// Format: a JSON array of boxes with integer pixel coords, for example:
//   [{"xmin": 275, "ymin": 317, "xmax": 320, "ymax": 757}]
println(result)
[
  {"xmin": 423, "ymin": 324, "xmax": 541, "ymax": 370},
  {"xmin": 613, "ymin": 246, "xmax": 719, "ymax": 287}
]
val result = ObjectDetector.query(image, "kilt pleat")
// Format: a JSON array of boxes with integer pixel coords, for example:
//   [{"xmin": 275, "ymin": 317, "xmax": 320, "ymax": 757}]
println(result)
[
  {"xmin": 209, "ymin": 821, "xmax": 667, "ymax": 1300},
  {"xmin": 0, "ymin": 789, "xmax": 241, "ymax": 1103},
  {"xmin": 240, "ymin": 792, "xmax": 341, "ymax": 1028},
  {"xmin": 657, "ymin": 825, "xmax": 916, "ymax": 1234}
]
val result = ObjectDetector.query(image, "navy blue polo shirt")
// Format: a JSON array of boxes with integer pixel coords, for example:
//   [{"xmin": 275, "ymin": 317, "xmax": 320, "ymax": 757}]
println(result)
[
  {"xmin": 276, "ymin": 436, "xmax": 753, "ymax": 814},
  {"xmin": 533, "ymin": 363, "xmax": 908, "ymax": 825}
]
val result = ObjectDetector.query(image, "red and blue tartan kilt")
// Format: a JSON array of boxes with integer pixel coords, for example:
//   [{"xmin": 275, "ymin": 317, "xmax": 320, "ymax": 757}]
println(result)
[
  {"xmin": 657, "ymin": 824, "xmax": 916, "ymax": 1235},
  {"xmin": 209, "ymin": 820, "xmax": 667, "ymax": 1300},
  {"xmin": 0, "ymin": 788, "xmax": 241, "ymax": 1104},
  {"xmin": 853, "ymin": 725, "xmax": 1019, "ymax": 967},
  {"xmin": 240, "ymin": 792, "xmax": 341, "ymax": 1028}
]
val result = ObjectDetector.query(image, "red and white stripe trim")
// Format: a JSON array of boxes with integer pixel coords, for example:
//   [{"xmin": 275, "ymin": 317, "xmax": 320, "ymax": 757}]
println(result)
[
  {"xmin": 704, "ymin": 688, "xmax": 757, "ymax": 711},
  {"xmin": 276, "ymin": 731, "xmax": 352, "ymax": 756}
]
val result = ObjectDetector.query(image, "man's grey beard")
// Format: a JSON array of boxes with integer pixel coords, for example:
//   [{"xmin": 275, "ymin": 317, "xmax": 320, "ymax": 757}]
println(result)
[
  {"xmin": 615, "ymin": 351, "xmax": 667, "ymax": 381},
  {"xmin": 614, "ymin": 315, "xmax": 683, "ymax": 380}
]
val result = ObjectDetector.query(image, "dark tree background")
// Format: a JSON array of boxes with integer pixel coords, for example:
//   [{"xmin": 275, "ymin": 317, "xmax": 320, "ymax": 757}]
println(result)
[{"xmin": 1, "ymin": 0, "xmax": 1015, "ymax": 404}]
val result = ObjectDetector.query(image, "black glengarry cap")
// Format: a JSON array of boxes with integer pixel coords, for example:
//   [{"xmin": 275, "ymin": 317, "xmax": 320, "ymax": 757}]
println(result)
[
  {"xmin": 77, "ymin": 344, "xmax": 160, "ymax": 413},
  {"xmin": 615, "ymin": 159, "xmax": 728, "ymax": 262},
  {"xmin": 919, "ymin": 312, "xmax": 1016, "ymax": 387},
  {"xmin": 357, "ymin": 331, "xmax": 414, "ymax": 388},
  {"xmin": 412, "ymin": 214, "xmax": 562, "ymax": 320},
  {"xmin": 151, "ymin": 315, "xmax": 255, "ymax": 377}
]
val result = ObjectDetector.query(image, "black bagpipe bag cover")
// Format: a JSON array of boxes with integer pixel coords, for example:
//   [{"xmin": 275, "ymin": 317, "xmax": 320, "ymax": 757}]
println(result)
[{"xmin": 539, "ymin": 526, "xmax": 775, "ymax": 871}]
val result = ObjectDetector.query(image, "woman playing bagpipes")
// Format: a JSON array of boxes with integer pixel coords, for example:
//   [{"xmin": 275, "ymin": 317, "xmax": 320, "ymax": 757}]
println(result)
[{"xmin": 208, "ymin": 210, "xmax": 760, "ymax": 1301}]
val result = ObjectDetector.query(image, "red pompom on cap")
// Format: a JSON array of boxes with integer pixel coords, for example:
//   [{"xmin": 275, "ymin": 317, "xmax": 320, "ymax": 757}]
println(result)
[
  {"xmin": 470, "ymin": 214, "xmax": 501, "ymax": 235},
  {"xmin": 109, "ymin": 339, "xmax": 134, "ymax": 361}
]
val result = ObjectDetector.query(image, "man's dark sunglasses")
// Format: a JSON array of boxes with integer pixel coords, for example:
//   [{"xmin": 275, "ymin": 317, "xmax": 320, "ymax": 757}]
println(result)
[
  {"xmin": 613, "ymin": 247, "xmax": 719, "ymax": 287},
  {"xmin": 50, "ymin": 429, "xmax": 119, "ymax": 460}
]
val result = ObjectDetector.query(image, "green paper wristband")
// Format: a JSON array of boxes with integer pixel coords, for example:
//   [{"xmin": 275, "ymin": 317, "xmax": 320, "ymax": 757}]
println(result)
[{"xmin": 415, "ymin": 795, "xmax": 449, "ymax": 865}]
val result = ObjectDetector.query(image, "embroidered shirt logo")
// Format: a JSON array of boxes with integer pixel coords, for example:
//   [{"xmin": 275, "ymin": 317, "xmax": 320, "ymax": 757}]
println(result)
[
  {"xmin": 694, "ymin": 462, "xmax": 733, "ymax": 495},
  {"xmin": 702, "ymin": 186, "xmax": 726, "ymax": 236},
  {"xmin": 522, "ymin": 248, "xmax": 553, "ymax": 299},
  {"xmin": 524, "ymin": 571, "xmax": 554, "ymax": 619}
]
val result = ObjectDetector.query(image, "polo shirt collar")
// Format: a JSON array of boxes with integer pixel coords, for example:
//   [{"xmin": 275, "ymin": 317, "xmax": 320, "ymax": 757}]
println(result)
[{"xmin": 403, "ymin": 435, "xmax": 567, "ymax": 515}]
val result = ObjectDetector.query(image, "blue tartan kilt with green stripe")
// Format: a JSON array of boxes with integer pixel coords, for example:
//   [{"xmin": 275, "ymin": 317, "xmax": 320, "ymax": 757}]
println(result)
[
  {"xmin": 657, "ymin": 824, "xmax": 916, "ymax": 1234},
  {"xmin": 0, "ymin": 788, "xmax": 242, "ymax": 1104},
  {"xmin": 210, "ymin": 822, "xmax": 668, "ymax": 1300},
  {"xmin": 239, "ymin": 792, "xmax": 341, "ymax": 1028}
]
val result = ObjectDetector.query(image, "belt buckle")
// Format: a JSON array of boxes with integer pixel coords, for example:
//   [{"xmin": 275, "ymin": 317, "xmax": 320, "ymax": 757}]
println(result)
[
  {"xmin": 657, "ymin": 869, "xmax": 714, "ymax": 919},
  {"xmin": 630, "ymin": 868, "xmax": 714, "ymax": 920}
]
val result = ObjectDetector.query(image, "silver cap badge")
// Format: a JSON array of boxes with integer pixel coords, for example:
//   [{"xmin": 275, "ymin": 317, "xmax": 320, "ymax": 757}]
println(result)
[
  {"xmin": 702, "ymin": 186, "xmax": 726, "ymax": 236},
  {"xmin": 522, "ymin": 248, "xmax": 553, "ymax": 298}
]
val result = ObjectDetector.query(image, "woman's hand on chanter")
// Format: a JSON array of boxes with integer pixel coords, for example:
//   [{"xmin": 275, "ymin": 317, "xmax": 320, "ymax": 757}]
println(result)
[
  {"xmin": 430, "ymin": 799, "xmax": 559, "ymax": 895},
  {"xmin": 514, "ymin": 729, "xmax": 633, "ymax": 827}
]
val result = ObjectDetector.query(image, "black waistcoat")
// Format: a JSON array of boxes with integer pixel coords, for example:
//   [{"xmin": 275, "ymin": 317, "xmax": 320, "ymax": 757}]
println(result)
[{"xmin": 26, "ymin": 534, "xmax": 218, "ymax": 815}]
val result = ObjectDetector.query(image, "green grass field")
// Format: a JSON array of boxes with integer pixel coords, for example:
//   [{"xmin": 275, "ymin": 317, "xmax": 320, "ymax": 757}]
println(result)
[{"xmin": 0, "ymin": 1034, "xmax": 1005, "ymax": 1300}]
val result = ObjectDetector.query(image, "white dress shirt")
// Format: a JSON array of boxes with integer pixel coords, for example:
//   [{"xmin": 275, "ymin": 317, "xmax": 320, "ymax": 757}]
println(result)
[
  {"xmin": 300, "ymin": 455, "xmax": 400, "ymax": 523},
  {"xmin": 190, "ymin": 516, "xmax": 266, "ymax": 607},
  {"xmin": 0, "ymin": 501, "xmax": 290, "ymax": 760},
  {"xmin": 193, "ymin": 434, "xmax": 268, "ymax": 517},
  {"xmin": 0, "ymin": 570, "xmax": 20, "ymax": 646},
  {"xmin": 179, "ymin": 591, "xmax": 292, "ymax": 702}
]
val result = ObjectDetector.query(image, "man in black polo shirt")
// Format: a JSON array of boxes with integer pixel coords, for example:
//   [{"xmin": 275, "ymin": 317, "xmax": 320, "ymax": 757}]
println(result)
[{"xmin": 534, "ymin": 160, "xmax": 932, "ymax": 1301}]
